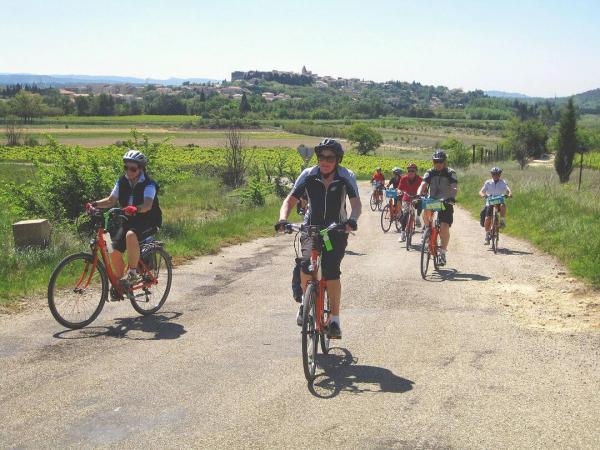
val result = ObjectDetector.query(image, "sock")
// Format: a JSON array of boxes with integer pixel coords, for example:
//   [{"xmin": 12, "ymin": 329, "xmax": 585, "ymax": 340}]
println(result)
[
  {"xmin": 440, "ymin": 249, "xmax": 447, "ymax": 255},
  {"xmin": 331, "ymin": 315, "xmax": 340, "ymax": 325},
  {"xmin": 128, "ymin": 267, "xmax": 136, "ymax": 276}
]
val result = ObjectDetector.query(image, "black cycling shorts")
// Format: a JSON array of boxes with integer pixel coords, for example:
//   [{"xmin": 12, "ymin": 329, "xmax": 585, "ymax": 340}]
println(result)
[
  {"xmin": 113, "ymin": 225, "xmax": 157, "ymax": 253},
  {"xmin": 438, "ymin": 204, "xmax": 454, "ymax": 227},
  {"xmin": 300, "ymin": 231, "xmax": 348, "ymax": 281},
  {"xmin": 485, "ymin": 205, "xmax": 503, "ymax": 217}
]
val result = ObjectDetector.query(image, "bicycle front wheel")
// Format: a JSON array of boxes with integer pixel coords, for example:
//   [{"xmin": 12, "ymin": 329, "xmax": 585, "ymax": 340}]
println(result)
[
  {"xmin": 380, "ymin": 205, "xmax": 392, "ymax": 233},
  {"xmin": 420, "ymin": 229, "xmax": 431, "ymax": 279},
  {"xmin": 130, "ymin": 246, "xmax": 173, "ymax": 316},
  {"xmin": 302, "ymin": 283, "xmax": 319, "ymax": 381},
  {"xmin": 369, "ymin": 192, "xmax": 377, "ymax": 211},
  {"xmin": 406, "ymin": 213, "xmax": 414, "ymax": 251},
  {"xmin": 48, "ymin": 252, "xmax": 108, "ymax": 329}
]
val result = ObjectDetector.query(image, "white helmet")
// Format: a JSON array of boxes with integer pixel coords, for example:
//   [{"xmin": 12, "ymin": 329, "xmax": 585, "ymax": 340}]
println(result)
[{"xmin": 123, "ymin": 149, "xmax": 148, "ymax": 166}]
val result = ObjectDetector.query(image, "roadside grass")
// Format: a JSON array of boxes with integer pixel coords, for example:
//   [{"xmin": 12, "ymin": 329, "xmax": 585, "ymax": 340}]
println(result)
[
  {"xmin": 458, "ymin": 162, "xmax": 600, "ymax": 287},
  {"xmin": 0, "ymin": 174, "xmax": 289, "ymax": 306}
]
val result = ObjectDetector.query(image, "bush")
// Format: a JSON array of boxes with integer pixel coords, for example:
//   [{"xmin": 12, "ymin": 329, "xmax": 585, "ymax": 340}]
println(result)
[
  {"xmin": 240, "ymin": 178, "xmax": 272, "ymax": 206},
  {"xmin": 441, "ymin": 138, "xmax": 471, "ymax": 168}
]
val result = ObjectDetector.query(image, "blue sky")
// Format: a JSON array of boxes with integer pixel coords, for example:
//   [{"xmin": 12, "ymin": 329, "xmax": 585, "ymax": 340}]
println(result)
[{"xmin": 2, "ymin": 0, "xmax": 599, "ymax": 97}]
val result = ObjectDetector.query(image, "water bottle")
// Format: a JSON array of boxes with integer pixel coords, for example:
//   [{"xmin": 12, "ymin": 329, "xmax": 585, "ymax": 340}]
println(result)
[
  {"xmin": 320, "ymin": 229, "xmax": 333, "ymax": 252},
  {"xmin": 105, "ymin": 231, "xmax": 113, "ymax": 253}
]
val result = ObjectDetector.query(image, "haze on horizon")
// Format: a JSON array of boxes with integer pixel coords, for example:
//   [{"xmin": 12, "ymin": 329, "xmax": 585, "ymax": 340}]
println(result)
[{"xmin": 2, "ymin": 0, "xmax": 599, "ymax": 98}]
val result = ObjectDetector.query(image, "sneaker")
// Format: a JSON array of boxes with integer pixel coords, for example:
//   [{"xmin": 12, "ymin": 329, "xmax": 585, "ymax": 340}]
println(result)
[
  {"xmin": 416, "ymin": 217, "xmax": 422, "ymax": 228},
  {"xmin": 296, "ymin": 305, "xmax": 303, "ymax": 327},
  {"xmin": 398, "ymin": 231, "xmax": 406, "ymax": 242},
  {"xmin": 109, "ymin": 286, "xmax": 123, "ymax": 301},
  {"xmin": 438, "ymin": 252, "xmax": 447, "ymax": 266},
  {"xmin": 484, "ymin": 233, "xmax": 491, "ymax": 245},
  {"xmin": 327, "ymin": 321, "xmax": 342, "ymax": 339},
  {"xmin": 120, "ymin": 271, "xmax": 141, "ymax": 288}
]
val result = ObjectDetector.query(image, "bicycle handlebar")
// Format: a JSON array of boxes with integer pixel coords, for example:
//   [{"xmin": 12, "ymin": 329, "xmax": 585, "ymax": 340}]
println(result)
[{"xmin": 283, "ymin": 222, "xmax": 346, "ymax": 235}]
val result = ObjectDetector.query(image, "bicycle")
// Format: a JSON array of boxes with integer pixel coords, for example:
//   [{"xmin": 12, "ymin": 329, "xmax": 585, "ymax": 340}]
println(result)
[
  {"xmin": 420, "ymin": 198, "xmax": 451, "ymax": 279},
  {"xmin": 283, "ymin": 222, "xmax": 345, "ymax": 382},
  {"xmin": 369, "ymin": 182, "xmax": 384, "ymax": 211},
  {"xmin": 48, "ymin": 208, "xmax": 173, "ymax": 329},
  {"xmin": 380, "ymin": 188, "xmax": 401, "ymax": 233},
  {"xmin": 486, "ymin": 195, "xmax": 509, "ymax": 254},
  {"xmin": 401, "ymin": 193, "xmax": 419, "ymax": 251}
]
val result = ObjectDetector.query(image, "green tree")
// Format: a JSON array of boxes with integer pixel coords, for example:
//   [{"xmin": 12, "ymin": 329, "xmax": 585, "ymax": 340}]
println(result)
[
  {"xmin": 75, "ymin": 96, "xmax": 90, "ymax": 116},
  {"xmin": 554, "ymin": 97, "xmax": 577, "ymax": 183},
  {"xmin": 346, "ymin": 123, "xmax": 383, "ymax": 155},
  {"xmin": 505, "ymin": 117, "xmax": 548, "ymax": 168},
  {"xmin": 239, "ymin": 93, "xmax": 251, "ymax": 115},
  {"xmin": 441, "ymin": 138, "xmax": 470, "ymax": 168},
  {"xmin": 9, "ymin": 90, "xmax": 46, "ymax": 123}
]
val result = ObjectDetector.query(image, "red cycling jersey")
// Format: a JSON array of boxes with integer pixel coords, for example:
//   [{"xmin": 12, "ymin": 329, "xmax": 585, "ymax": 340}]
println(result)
[
  {"xmin": 399, "ymin": 174, "xmax": 422, "ymax": 200},
  {"xmin": 371, "ymin": 172, "xmax": 385, "ymax": 185}
]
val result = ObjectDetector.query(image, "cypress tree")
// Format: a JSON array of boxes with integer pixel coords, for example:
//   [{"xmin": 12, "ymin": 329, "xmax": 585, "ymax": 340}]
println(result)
[
  {"xmin": 239, "ymin": 93, "xmax": 251, "ymax": 115},
  {"xmin": 554, "ymin": 97, "xmax": 577, "ymax": 183}
]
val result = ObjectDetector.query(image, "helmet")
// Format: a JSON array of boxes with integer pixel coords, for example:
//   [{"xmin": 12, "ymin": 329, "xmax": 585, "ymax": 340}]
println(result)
[
  {"xmin": 392, "ymin": 167, "xmax": 402, "ymax": 175},
  {"xmin": 123, "ymin": 149, "xmax": 148, "ymax": 167},
  {"xmin": 315, "ymin": 138, "xmax": 344, "ymax": 163},
  {"xmin": 432, "ymin": 149, "xmax": 447, "ymax": 162},
  {"xmin": 407, "ymin": 162, "xmax": 418, "ymax": 170},
  {"xmin": 490, "ymin": 167, "xmax": 503, "ymax": 175},
  {"xmin": 376, "ymin": 167, "xmax": 382, "ymax": 171}
]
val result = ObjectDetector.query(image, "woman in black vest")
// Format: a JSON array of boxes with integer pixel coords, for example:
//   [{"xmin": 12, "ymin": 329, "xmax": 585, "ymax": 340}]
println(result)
[{"xmin": 86, "ymin": 150, "xmax": 162, "ymax": 286}]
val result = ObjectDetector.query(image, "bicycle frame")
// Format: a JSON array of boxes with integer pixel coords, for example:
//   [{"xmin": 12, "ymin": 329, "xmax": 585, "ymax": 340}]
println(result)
[{"xmin": 308, "ymin": 247, "xmax": 328, "ymax": 334}]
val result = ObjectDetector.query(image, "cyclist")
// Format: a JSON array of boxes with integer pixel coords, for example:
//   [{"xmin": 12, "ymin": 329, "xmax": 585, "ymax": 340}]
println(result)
[
  {"xmin": 275, "ymin": 138, "xmax": 361, "ymax": 338},
  {"xmin": 479, "ymin": 167, "xmax": 512, "ymax": 245},
  {"xmin": 386, "ymin": 167, "xmax": 403, "ymax": 219},
  {"xmin": 417, "ymin": 150, "xmax": 457, "ymax": 266},
  {"xmin": 86, "ymin": 150, "xmax": 162, "ymax": 287},
  {"xmin": 398, "ymin": 162, "xmax": 423, "ymax": 242},
  {"xmin": 371, "ymin": 167, "xmax": 385, "ymax": 203}
]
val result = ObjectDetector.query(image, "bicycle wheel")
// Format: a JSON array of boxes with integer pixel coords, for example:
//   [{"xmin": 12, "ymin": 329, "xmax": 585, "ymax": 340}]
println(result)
[
  {"xmin": 420, "ymin": 229, "xmax": 431, "ymax": 279},
  {"xmin": 394, "ymin": 209, "xmax": 402, "ymax": 232},
  {"xmin": 130, "ymin": 246, "xmax": 173, "ymax": 315},
  {"xmin": 320, "ymin": 290, "xmax": 330, "ymax": 355},
  {"xmin": 432, "ymin": 229, "xmax": 441, "ymax": 270},
  {"xmin": 406, "ymin": 213, "xmax": 414, "ymax": 251},
  {"xmin": 491, "ymin": 215, "xmax": 499, "ymax": 254},
  {"xmin": 369, "ymin": 192, "xmax": 377, "ymax": 211},
  {"xmin": 380, "ymin": 205, "xmax": 392, "ymax": 232},
  {"xmin": 302, "ymin": 283, "xmax": 319, "ymax": 381},
  {"xmin": 48, "ymin": 252, "xmax": 108, "ymax": 329}
]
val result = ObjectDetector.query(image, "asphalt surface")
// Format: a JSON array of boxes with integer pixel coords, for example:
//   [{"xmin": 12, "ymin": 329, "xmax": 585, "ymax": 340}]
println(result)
[{"xmin": 1, "ymin": 183, "xmax": 599, "ymax": 449}]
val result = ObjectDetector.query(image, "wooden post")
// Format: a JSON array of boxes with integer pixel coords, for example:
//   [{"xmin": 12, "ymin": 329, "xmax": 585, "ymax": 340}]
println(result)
[
  {"xmin": 578, "ymin": 152, "xmax": 584, "ymax": 191},
  {"xmin": 472, "ymin": 144, "xmax": 476, "ymax": 164},
  {"xmin": 480, "ymin": 147, "xmax": 483, "ymax": 164}
]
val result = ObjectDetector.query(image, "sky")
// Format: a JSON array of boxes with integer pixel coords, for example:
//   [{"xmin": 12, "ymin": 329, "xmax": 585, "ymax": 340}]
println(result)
[{"xmin": 1, "ymin": 0, "xmax": 599, "ymax": 97}]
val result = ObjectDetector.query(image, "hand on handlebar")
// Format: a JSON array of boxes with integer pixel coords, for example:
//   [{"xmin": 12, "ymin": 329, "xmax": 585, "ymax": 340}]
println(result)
[
  {"xmin": 122, "ymin": 205, "xmax": 138, "ymax": 216},
  {"xmin": 85, "ymin": 202, "xmax": 99, "ymax": 215},
  {"xmin": 344, "ymin": 218, "xmax": 358, "ymax": 232},
  {"xmin": 274, "ymin": 219, "xmax": 289, "ymax": 233}
]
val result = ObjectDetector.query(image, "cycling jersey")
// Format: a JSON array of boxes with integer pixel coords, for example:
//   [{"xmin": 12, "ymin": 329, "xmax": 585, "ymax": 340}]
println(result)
[
  {"xmin": 422, "ymin": 167, "xmax": 458, "ymax": 199},
  {"xmin": 111, "ymin": 172, "xmax": 162, "ymax": 228},
  {"xmin": 387, "ymin": 175, "xmax": 401, "ymax": 189},
  {"xmin": 399, "ymin": 174, "xmax": 422, "ymax": 200},
  {"xmin": 371, "ymin": 172, "xmax": 385, "ymax": 185},
  {"xmin": 481, "ymin": 179, "xmax": 509, "ymax": 197},
  {"xmin": 291, "ymin": 165, "xmax": 359, "ymax": 227}
]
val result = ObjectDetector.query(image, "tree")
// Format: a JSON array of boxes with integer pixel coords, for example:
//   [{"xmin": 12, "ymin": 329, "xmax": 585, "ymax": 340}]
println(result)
[
  {"xmin": 9, "ymin": 90, "xmax": 46, "ymax": 123},
  {"xmin": 554, "ymin": 97, "xmax": 577, "ymax": 183},
  {"xmin": 574, "ymin": 128, "xmax": 599, "ymax": 190},
  {"xmin": 75, "ymin": 96, "xmax": 90, "ymax": 116},
  {"xmin": 346, "ymin": 123, "xmax": 383, "ymax": 155},
  {"xmin": 441, "ymin": 138, "xmax": 470, "ymax": 168},
  {"xmin": 222, "ymin": 127, "xmax": 251, "ymax": 188},
  {"xmin": 239, "ymin": 93, "xmax": 251, "ymax": 115},
  {"xmin": 505, "ymin": 118, "xmax": 548, "ymax": 168}
]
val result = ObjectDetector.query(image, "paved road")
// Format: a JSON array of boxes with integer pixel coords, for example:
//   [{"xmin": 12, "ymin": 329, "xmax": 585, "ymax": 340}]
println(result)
[{"xmin": 1, "ymin": 184, "xmax": 599, "ymax": 449}]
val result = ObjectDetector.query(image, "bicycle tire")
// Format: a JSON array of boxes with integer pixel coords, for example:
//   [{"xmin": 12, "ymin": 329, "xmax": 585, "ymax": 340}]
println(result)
[
  {"xmin": 369, "ymin": 192, "xmax": 377, "ymax": 211},
  {"xmin": 130, "ymin": 246, "xmax": 173, "ymax": 316},
  {"xmin": 406, "ymin": 212, "xmax": 414, "ymax": 251},
  {"xmin": 320, "ymin": 290, "xmax": 330, "ymax": 354},
  {"xmin": 420, "ymin": 229, "xmax": 431, "ymax": 279},
  {"xmin": 491, "ymin": 214, "xmax": 499, "ymax": 254},
  {"xmin": 48, "ymin": 252, "xmax": 108, "ymax": 329},
  {"xmin": 433, "ymin": 229, "xmax": 441, "ymax": 270},
  {"xmin": 394, "ymin": 209, "xmax": 402, "ymax": 232},
  {"xmin": 380, "ymin": 205, "xmax": 392, "ymax": 233},
  {"xmin": 302, "ymin": 284, "xmax": 318, "ymax": 381}
]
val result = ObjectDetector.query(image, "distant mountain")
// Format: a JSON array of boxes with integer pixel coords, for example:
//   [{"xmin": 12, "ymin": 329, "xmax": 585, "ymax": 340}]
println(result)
[
  {"xmin": 485, "ymin": 90, "xmax": 530, "ymax": 99},
  {"xmin": 0, "ymin": 73, "xmax": 219, "ymax": 86}
]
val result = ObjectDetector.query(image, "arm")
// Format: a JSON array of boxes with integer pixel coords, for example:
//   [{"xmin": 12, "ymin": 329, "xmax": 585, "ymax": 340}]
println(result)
[
  {"xmin": 279, "ymin": 194, "xmax": 298, "ymax": 221},
  {"xmin": 479, "ymin": 185, "xmax": 487, "ymax": 198},
  {"xmin": 417, "ymin": 181, "xmax": 429, "ymax": 196},
  {"xmin": 346, "ymin": 196, "xmax": 362, "ymax": 232},
  {"xmin": 93, "ymin": 195, "xmax": 118, "ymax": 209},
  {"xmin": 449, "ymin": 183, "xmax": 458, "ymax": 200}
]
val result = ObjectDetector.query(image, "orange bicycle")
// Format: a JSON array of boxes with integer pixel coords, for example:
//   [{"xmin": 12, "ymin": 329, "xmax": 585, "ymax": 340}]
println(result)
[
  {"xmin": 369, "ymin": 182, "xmax": 384, "ymax": 211},
  {"xmin": 48, "ymin": 208, "xmax": 172, "ymax": 329},
  {"xmin": 283, "ymin": 222, "xmax": 345, "ymax": 381},
  {"xmin": 420, "ymin": 198, "xmax": 452, "ymax": 279},
  {"xmin": 380, "ymin": 188, "xmax": 401, "ymax": 233}
]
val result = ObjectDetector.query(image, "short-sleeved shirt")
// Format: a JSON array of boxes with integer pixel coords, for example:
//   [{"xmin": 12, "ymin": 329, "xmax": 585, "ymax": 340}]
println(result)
[
  {"xmin": 422, "ymin": 167, "xmax": 458, "ymax": 200},
  {"xmin": 481, "ymin": 179, "xmax": 509, "ymax": 197},
  {"xmin": 372, "ymin": 172, "xmax": 385, "ymax": 184},
  {"xmin": 291, "ymin": 165, "xmax": 359, "ymax": 226},
  {"xmin": 399, "ymin": 174, "xmax": 423, "ymax": 199},
  {"xmin": 387, "ymin": 176, "xmax": 401, "ymax": 189},
  {"xmin": 110, "ymin": 173, "xmax": 156, "ymax": 205}
]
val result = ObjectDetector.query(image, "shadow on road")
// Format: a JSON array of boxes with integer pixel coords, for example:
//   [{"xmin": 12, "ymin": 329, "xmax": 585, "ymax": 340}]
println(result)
[
  {"xmin": 53, "ymin": 312, "xmax": 186, "ymax": 341},
  {"xmin": 345, "ymin": 250, "xmax": 366, "ymax": 256},
  {"xmin": 308, "ymin": 347, "xmax": 414, "ymax": 399},
  {"xmin": 494, "ymin": 248, "xmax": 533, "ymax": 256},
  {"xmin": 424, "ymin": 268, "xmax": 490, "ymax": 282}
]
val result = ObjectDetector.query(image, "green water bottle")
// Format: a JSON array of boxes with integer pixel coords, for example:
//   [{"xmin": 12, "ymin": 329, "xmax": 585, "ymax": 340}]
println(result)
[{"xmin": 320, "ymin": 229, "xmax": 333, "ymax": 252}]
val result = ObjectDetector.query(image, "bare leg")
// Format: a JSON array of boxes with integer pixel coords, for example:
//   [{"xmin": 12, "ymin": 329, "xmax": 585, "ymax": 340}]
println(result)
[
  {"xmin": 126, "ymin": 230, "xmax": 140, "ymax": 270},
  {"xmin": 325, "ymin": 279, "xmax": 341, "ymax": 316},
  {"xmin": 440, "ymin": 223, "xmax": 450, "ymax": 250},
  {"xmin": 484, "ymin": 216, "xmax": 492, "ymax": 232},
  {"xmin": 110, "ymin": 250, "xmax": 126, "ymax": 279}
]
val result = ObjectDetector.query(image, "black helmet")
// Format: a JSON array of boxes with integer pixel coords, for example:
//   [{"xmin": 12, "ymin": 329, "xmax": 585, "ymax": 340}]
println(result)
[
  {"xmin": 432, "ymin": 149, "xmax": 447, "ymax": 162},
  {"xmin": 490, "ymin": 167, "xmax": 502, "ymax": 175},
  {"xmin": 123, "ymin": 149, "xmax": 148, "ymax": 167},
  {"xmin": 315, "ymin": 138, "xmax": 344, "ymax": 163}
]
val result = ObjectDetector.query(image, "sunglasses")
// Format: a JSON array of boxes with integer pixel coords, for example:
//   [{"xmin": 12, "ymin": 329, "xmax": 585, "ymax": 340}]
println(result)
[
  {"xmin": 317, "ymin": 155, "xmax": 337, "ymax": 163},
  {"xmin": 124, "ymin": 165, "xmax": 140, "ymax": 172},
  {"xmin": 408, "ymin": 170, "xmax": 416, "ymax": 173},
  {"xmin": 433, "ymin": 160, "xmax": 444, "ymax": 164}
]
